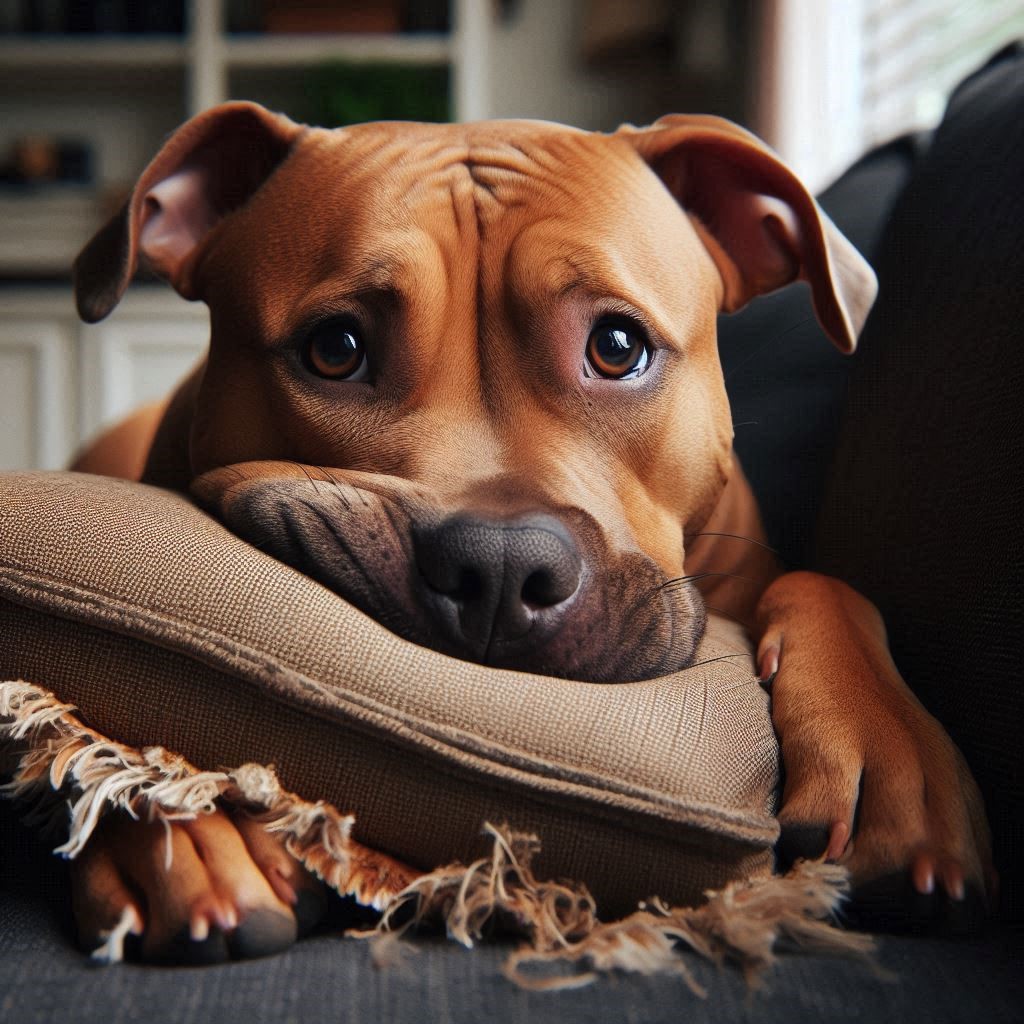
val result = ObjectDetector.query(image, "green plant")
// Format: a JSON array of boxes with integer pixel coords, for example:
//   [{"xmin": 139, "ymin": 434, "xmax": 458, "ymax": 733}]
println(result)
[{"xmin": 302, "ymin": 62, "xmax": 450, "ymax": 126}]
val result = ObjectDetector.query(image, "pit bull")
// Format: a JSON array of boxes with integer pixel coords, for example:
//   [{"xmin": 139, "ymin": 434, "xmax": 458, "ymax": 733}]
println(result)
[{"xmin": 68, "ymin": 102, "xmax": 991, "ymax": 962}]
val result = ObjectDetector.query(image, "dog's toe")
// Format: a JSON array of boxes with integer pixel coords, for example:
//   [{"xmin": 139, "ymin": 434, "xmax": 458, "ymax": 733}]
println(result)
[
  {"xmin": 71, "ymin": 837, "xmax": 144, "ymax": 956},
  {"xmin": 71, "ymin": 808, "xmax": 306, "ymax": 964},
  {"xmin": 229, "ymin": 810, "xmax": 329, "ymax": 937}
]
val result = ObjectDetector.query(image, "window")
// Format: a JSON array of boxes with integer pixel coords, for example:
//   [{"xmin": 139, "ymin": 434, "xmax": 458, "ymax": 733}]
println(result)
[{"xmin": 757, "ymin": 0, "xmax": 1023, "ymax": 191}]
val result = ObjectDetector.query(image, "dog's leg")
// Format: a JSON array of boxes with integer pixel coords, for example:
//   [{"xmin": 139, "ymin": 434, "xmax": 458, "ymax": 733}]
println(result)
[
  {"xmin": 756, "ymin": 571, "xmax": 993, "ymax": 923},
  {"xmin": 70, "ymin": 809, "xmax": 326, "ymax": 963},
  {"xmin": 70, "ymin": 400, "xmax": 169, "ymax": 481}
]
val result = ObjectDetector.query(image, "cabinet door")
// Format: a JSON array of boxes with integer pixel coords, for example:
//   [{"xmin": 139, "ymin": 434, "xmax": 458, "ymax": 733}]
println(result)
[
  {"xmin": 0, "ymin": 320, "xmax": 75, "ymax": 470},
  {"xmin": 80, "ymin": 316, "xmax": 209, "ymax": 442}
]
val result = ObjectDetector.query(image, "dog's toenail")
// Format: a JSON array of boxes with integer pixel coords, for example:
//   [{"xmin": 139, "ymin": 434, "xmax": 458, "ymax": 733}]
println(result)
[
  {"xmin": 155, "ymin": 925, "xmax": 230, "ymax": 965},
  {"xmin": 228, "ymin": 909, "xmax": 297, "ymax": 959}
]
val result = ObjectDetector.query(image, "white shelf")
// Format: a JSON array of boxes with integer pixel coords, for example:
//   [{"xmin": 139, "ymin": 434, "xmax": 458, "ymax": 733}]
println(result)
[
  {"xmin": 0, "ymin": 32, "xmax": 452, "ymax": 72},
  {"xmin": 0, "ymin": 36, "xmax": 187, "ymax": 69},
  {"xmin": 225, "ymin": 32, "xmax": 451, "ymax": 69}
]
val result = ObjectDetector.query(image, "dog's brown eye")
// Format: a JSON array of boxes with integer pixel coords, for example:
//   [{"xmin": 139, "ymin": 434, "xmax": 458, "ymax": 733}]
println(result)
[
  {"xmin": 304, "ymin": 321, "xmax": 368, "ymax": 381},
  {"xmin": 585, "ymin": 322, "xmax": 650, "ymax": 379}
]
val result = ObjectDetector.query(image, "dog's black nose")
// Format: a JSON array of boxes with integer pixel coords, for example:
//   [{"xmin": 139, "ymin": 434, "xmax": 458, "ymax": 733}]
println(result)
[{"xmin": 412, "ymin": 514, "xmax": 582, "ymax": 657}]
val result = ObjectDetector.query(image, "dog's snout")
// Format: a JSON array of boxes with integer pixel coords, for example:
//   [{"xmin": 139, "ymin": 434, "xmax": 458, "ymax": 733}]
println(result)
[{"xmin": 413, "ymin": 514, "xmax": 582, "ymax": 657}]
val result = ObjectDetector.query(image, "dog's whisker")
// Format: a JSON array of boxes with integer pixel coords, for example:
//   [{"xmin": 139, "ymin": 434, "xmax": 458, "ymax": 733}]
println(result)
[
  {"xmin": 688, "ymin": 531, "xmax": 780, "ymax": 556},
  {"xmin": 659, "ymin": 570, "xmax": 757, "ymax": 592},
  {"xmin": 682, "ymin": 652, "xmax": 752, "ymax": 671},
  {"xmin": 299, "ymin": 497, "xmax": 386, "ymax": 602},
  {"xmin": 320, "ymin": 468, "xmax": 355, "ymax": 510},
  {"xmin": 289, "ymin": 460, "xmax": 324, "ymax": 496},
  {"xmin": 380, "ymin": 501, "xmax": 415, "ymax": 564}
]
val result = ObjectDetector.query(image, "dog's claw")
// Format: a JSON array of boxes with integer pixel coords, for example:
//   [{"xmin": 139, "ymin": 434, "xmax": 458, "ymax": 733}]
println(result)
[
  {"xmin": 826, "ymin": 820, "xmax": 851, "ymax": 861},
  {"xmin": 912, "ymin": 855, "xmax": 935, "ymax": 895},
  {"xmin": 845, "ymin": 871, "xmax": 987, "ymax": 936},
  {"xmin": 757, "ymin": 643, "xmax": 780, "ymax": 685},
  {"xmin": 153, "ymin": 924, "xmax": 231, "ymax": 966}
]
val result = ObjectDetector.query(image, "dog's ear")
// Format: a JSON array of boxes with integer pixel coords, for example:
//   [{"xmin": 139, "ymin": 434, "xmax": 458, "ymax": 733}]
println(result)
[
  {"xmin": 621, "ymin": 115, "xmax": 877, "ymax": 352},
  {"xmin": 74, "ymin": 102, "xmax": 304, "ymax": 323}
]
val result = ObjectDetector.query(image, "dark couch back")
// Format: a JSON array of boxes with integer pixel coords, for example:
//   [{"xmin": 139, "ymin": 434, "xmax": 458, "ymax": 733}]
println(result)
[{"xmin": 814, "ymin": 45, "xmax": 1024, "ymax": 919}]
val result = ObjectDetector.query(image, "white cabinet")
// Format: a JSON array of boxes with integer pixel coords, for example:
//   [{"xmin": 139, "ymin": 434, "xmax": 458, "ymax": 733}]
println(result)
[
  {"xmin": 80, "ymin": 308, "xmax": 208, "ymax": 441},
  {"xmin": 0, "ymin": 318, "xmax": 75, "ymax": 470},
  {"xmin": 0, "ymin": 288, "xmax": 208, "ymax": 471}
]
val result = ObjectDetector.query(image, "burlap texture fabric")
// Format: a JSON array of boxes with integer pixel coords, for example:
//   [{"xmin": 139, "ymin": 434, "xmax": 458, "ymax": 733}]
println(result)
[{"xmin": 0, "ymin": 471, "xmax": 778, "ymax": 916}]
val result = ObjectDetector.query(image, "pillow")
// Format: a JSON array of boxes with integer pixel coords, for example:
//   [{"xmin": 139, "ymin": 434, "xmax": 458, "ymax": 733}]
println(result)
[{"xmin": 0, "ymin": 470, "xmax": 778, "ymax": 918}]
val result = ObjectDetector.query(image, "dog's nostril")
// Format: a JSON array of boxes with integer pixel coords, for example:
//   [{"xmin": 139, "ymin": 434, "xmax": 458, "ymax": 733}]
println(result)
[{"xmin": 522, "ymin": 569, "xmax": 558, "ymax": 608}]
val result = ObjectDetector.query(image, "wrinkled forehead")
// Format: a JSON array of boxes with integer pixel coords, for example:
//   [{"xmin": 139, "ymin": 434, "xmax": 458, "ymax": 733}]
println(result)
[
  {"xmin": 288, "ymin": 117, "xmax": 685, "ymax": 249},
  {"xmin": 219, "ymin": 118, "xmax": 701, "ymax": 328}
]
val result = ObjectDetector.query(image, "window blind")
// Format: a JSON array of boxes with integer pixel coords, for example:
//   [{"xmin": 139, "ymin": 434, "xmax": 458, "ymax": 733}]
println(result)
[{"xmin": 861, "ymin": 0, "xmax": 1024, "ymax": 145}]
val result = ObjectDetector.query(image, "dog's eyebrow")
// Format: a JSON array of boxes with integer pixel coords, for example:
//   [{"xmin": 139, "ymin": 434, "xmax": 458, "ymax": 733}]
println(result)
[
  {"xmin": 542, "ymin": 256, "xmax": 685, "ymax": 347},
  {"xmin": 548, "ymin": 257, "xmax": 640, "ymax": 310},
  {"xmin": 549, "ymin": 256, "xmax": 606, "ymax": 299},
  {"xmin": 346, "ymin": 257, "xmax": 400, "ymax": 292}
]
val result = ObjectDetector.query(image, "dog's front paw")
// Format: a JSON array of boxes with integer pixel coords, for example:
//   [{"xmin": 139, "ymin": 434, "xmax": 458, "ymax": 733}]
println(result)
[
  {"xmin": 71, "ymin": 808, "xmax": 327, "ymax": 964},
  {"xmin": 759, "ymin": 573, "xmax": 994, "ymax": 932}
]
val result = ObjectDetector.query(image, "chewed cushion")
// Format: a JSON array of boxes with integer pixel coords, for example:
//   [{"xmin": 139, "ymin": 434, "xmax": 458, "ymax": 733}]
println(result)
[{"xmin": 0, "ymin": 471, "xmax": 778, "ymax": 916}]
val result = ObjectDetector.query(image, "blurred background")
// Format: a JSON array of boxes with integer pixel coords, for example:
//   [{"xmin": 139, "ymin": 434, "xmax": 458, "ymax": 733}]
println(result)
[{"xmin": 0, "ymin": 0, "xmax": 1021, "ymax": 472}]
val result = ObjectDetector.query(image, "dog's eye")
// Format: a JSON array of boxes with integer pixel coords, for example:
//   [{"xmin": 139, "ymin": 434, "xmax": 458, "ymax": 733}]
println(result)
[
  {"xmin": 584, "ymin": 321, "xmax": 650, "ymax": 380},
  {"xmin": 303, "ymin": 321, "xmax": 368, "ymax": 381}
]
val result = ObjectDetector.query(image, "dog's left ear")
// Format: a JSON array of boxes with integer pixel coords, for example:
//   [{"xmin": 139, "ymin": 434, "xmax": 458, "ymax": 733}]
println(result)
[
  {"xmin": 621, "ymin": 115, "xmax": 877, "ymax": 352},
  {"xmin": 74, "ymin": 102, "xmax": 304, "ymax": 323}
]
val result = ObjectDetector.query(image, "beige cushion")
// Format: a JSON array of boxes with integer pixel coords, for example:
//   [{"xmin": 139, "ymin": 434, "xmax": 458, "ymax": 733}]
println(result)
[{"xmin": 0, "ymin": 471, "xmax": 778, "ymax": 916}]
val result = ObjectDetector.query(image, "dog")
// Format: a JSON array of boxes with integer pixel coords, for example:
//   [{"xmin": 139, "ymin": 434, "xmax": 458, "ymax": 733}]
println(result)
[{"xmin": 67, "ymin": 102, "xmax": 991, "ymax": 962}]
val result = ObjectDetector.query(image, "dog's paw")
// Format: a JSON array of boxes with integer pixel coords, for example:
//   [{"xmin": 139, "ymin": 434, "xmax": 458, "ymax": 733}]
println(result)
[
  {"xmin": 70, "ymin": 808, "xmax": 328, "ymax": 963},
  {"xmin": 758, "ymin": 573, "xmax": 994, "ymax": 931},
  {"xmin": 774, "ymin": 702, "xmax": 992, "ymax": 933}
]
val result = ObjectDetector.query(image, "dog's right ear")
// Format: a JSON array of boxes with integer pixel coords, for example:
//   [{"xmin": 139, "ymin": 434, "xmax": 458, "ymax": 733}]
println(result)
[
  {"xmin": 620, "ymin": 115, "xmax": 877, "ymax": 353},
  {"xmin": 74, "ymin": 102, "xmax": 303, "ymax": 323}
]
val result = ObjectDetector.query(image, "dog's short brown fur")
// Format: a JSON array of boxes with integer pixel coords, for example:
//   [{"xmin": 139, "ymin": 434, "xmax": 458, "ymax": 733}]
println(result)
[{"xmin": 68, "ymin": 103, "xmax": 991, "ymax": 961}]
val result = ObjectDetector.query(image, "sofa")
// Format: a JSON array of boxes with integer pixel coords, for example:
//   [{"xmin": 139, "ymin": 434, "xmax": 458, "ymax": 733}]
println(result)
[{"xmin": 2, "ymin": 45, "xmax": 1022, "ymax": 1024}]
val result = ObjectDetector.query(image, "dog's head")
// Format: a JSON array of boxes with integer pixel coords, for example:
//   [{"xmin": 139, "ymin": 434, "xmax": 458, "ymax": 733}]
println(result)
[{"xmin": 75, "ymin": 103, "xmax": 875, "ymax": 682}]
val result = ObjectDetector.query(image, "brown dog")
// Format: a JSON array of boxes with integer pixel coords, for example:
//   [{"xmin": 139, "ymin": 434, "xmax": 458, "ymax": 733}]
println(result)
[{"xmin": 68, "ymin": 102, "xmax": 991, "ymax": 961}]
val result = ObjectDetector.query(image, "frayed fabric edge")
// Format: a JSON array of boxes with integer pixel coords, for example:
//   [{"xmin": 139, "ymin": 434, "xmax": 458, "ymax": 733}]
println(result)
[
  {"xmin": 371, "ymin": 823, "xmax": 876, "ymax": 993},
  {"xmin": 1, "ymin": 679, "xmax": 874, "ymax": 987},
  {"xmin": 0, "ymin": 680, "xmax": 417, "ymax": 914}
]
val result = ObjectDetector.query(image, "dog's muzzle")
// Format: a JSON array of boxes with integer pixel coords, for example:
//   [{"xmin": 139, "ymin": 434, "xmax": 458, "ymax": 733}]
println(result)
[{"xmin": 199, "ymin": 472, "xmax": 706, "ymax": 682}]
